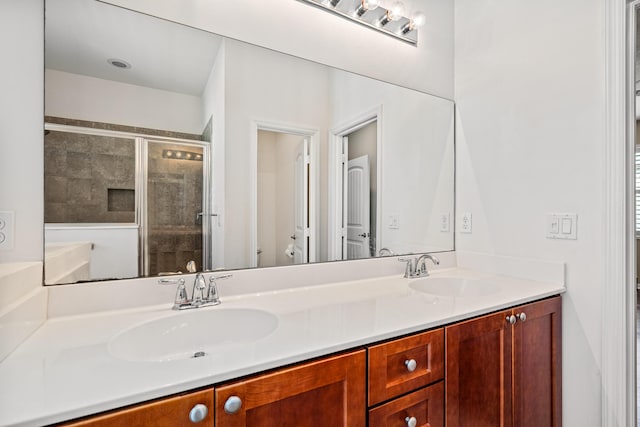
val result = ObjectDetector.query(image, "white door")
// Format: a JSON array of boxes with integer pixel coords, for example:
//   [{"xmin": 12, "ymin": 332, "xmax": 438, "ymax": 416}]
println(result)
[
  {"xmin": 293, "ymin": 138, "xmax": 309, "ymax": 263},
  {"xmin": 346, "ymin": 155, "xmax": 370, "ymax": 259}
]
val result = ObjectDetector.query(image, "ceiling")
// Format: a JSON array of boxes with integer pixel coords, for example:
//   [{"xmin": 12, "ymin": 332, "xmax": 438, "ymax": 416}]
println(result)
[{"xmin": 45, "ymin": 0, "xmax": 222, "ymax": 96}]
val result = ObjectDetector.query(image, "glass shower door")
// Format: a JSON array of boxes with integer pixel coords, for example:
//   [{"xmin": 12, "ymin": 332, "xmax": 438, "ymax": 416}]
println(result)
[{"xmin": 144, "ymin": 140, "xmax": 208, "ymax": 276}]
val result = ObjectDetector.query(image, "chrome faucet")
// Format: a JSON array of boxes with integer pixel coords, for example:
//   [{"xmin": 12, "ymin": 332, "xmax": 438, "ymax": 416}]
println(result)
[
  {"xmin": 158, "ymin": 273, "xmax": 233, "ymax": 310},
  {"xmin": 399, "ymin": 254, "xmax": 440, "ymax": 278}
]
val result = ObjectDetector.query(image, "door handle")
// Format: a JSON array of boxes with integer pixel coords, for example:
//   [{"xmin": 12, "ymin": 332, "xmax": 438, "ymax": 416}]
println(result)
[{"xmin": 358, "ymin": 232, "xmax": 370, "ymax": 238}]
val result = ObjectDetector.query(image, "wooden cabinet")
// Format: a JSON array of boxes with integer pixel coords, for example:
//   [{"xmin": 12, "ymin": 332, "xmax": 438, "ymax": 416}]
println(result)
[
  {"xmin": 369, "ymin": 382, "xmax": 444, "ymax": 427},
  {"xmin": 215, "ymin": 350, "xmax": 366, "ymax": 427},
  {"xmin": 367, "ymin": 328, "xmax": 445, "ymax": 427},
  {"xmin": 60, "ymin": 389, "xmax": 213, "ymax": 427},
  {"xmin": 368, "ymin": 328, "xmax": 444, "ymax": 406},
  {"xmin": 446, "ymin": 296, "xmax": 562, "ymax": 427}
]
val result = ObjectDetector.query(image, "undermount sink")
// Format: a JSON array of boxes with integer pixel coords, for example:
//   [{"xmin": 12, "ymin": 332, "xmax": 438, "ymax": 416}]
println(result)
[
  {"xmin": 108, "ymin": 308, "xmax": 278, "ymax": 362},
  {"xmin": 409, "ymin": 277, "xmax": 500, "ymax": 297}
]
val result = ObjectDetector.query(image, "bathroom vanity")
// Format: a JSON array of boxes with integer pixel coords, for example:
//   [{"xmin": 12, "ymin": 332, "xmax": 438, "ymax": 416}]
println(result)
[
  {"xmin": 56, "ymin": 296, "xmax": 560, "ymax": 427},
  {"xmin": 0, "ymin": 266, "xmax": 563, "ymax": 427}
]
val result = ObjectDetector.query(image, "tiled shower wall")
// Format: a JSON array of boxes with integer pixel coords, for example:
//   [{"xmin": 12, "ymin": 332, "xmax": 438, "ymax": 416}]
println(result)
[
  {"xmin": 147, "ymin": 142, "xmax": 203, "ymax": 275},
  {"xmin": 44, "ymin": 117, "xmax": 206, "ymax": 276},
  {"xmin": 44, "ymin": 130, "xmax": 136, "ymax": 223}
]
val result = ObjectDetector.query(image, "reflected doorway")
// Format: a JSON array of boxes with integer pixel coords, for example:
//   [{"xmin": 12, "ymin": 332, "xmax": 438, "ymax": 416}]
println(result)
[
  {"xmin": 345, "ymin": 122, "xmax": 378, "ymax": 260},
  {"xmin": 250, "ymin": 121, "xmax": 319, "ymax": 268},
  {"xmin": 328, "ymin": 108, "xmax": 381, "ymax": 262},
  {"xmin": 256, "ymin": 130, "xmax": 309, "ymax": 268}
]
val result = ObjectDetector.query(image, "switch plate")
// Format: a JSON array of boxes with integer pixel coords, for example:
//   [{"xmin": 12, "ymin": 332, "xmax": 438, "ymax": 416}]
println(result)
[
  {"xmin": 546, "ymin": 213, "xmax": 577, "ymax": 240},
  {"xmin": 0, "ymin": 211, "xmax": 14, "ymax": 250},
  {"xmin": 440, "ymin": 213, "xmax": 450, "ymax": 232},
  {"xmin": 460, "ymin": 213, "xmax": 472, "ymax": 233},
  {"xmin": 388, "ymin": 215, "xmax": 400, "ymax": 229}
]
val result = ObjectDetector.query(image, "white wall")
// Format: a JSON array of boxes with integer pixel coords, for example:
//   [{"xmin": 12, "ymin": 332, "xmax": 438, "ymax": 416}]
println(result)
[
  {"xmin": 330, "ymin": 70, "xmax": 455, "ymax": 254},
  {"xmin": 223, "ymin": 39, "xmax": 331, "ymax": 268},
  {"xmin": 201, "ymin": 41, "xmax": 226, "ymax": 269},
  {"xmin": 0, "ymin": 0, "xmax": 44, "ymax": 263},
  {"xmin": 454, "ymin": 0, "xmax": 604, "ymax": 425},
  {"xmin": 45, "ymin": 69, "xmax": 203, "ymax": 134},
  {"xmin": 101, "ymin": 0, "xmax": 454, "ymax": 99},
  {"xmin": 257, "ymin": 131, "xmax": 277, "ymax": 267}
]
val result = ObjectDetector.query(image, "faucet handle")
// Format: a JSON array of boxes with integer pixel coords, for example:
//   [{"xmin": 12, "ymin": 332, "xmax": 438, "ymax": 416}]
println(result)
[
  {"xmin": 398, "ymin": 258, "xmax": 414, "ymax": 278},
  {"xmin": 158, "ymin": 278, "xmax": 189, "ymax": 308},
  {"xmin": 206, "ymin": 274, "xmax": 231, "ymax": 305}
]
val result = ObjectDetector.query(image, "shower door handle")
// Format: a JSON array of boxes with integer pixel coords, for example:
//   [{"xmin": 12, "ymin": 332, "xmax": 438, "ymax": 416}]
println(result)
[{"xmin": 196, "ymin": 212, "xmax": 219, "ymax": 225}]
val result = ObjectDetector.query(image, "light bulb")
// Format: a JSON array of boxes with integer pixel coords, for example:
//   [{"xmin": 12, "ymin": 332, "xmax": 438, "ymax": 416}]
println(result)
[
  {"xmin": 388, "ymin": 1, "xmax": 405, "ymax": 20},
  {"xmin": 367, "ymin": 0, "xmax": 380, "ymax": 9},
  {"xmin": 356, "ymin": 0, "xmax": 380, "ymax": 17},
  {"xmin": 411, "ymin": 11, "xmax": 426, "ymax": 28}
]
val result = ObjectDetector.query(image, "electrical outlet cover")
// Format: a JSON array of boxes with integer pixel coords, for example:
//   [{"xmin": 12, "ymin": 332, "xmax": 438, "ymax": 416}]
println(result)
[
  {"xmin": 0, "ymin": 211, "xmax": 14, "ymax": 250},
  {"xmin": 461, "ymin": 213, "xmax": 472, "ymax": 233}
]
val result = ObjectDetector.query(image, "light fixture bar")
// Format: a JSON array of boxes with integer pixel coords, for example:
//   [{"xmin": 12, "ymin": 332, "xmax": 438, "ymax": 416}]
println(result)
[{"xmin": 299, "ymin": 0, "xmax": 419, "ymax": 46}]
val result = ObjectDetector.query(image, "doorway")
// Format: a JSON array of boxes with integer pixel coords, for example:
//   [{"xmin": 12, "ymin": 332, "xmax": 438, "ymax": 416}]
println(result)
[
  {"xmin": 250, "ymin": 121, "xmax": 319, "ymax": 268},
  {"xmin": 328, "ymin": 107, "xmax": 382, "ymax": 261}
]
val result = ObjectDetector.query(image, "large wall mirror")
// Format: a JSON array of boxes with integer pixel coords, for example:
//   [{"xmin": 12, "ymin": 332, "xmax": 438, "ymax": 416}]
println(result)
[{"xmin": 43, "ymin": 0, "xmax": 455, "ymax": 285}]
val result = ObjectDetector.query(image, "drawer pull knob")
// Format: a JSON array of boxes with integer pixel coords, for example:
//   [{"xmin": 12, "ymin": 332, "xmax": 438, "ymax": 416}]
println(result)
[
  {"xmin": 506, "ymin": 314, "xmax": 516, "ymax": 325},
  {"xmin": 404, "ymin": 359, "xmax": 417, "ymax": 372},
  {"xmin": 518, "ymin": 312, "xmax": 527, "ymax": 322},
  {"xmin": 224, "ymin": 395, "xmax": 243, "ymax": 414},
  {"xmin": 189, "ymin": 404, "xmax": 208, "ymax": 423},
  {"xmin": 405, "ymin": 416, "xmax": 418, "ymax": 427}
]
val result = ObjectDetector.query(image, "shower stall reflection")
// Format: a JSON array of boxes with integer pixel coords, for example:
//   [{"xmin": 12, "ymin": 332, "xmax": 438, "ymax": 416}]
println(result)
[{"xmin": 43, "ymin": 122, "xmax": 211, "ymax": 284}]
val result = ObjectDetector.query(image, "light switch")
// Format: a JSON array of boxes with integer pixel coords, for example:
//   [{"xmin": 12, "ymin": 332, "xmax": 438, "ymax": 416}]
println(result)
[
  {"xmin": 388, "ymin": 215, "xmax": 400, "ymax": 229},
  {"xmin": 546, "ymin": 213, "xmax": 577, "ymax": 240}
]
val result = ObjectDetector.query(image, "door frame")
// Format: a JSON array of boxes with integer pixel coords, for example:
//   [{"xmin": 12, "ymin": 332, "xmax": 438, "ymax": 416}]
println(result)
[
  {"xmin": 328, "ymin": 106, "xmax": 382, "ymax": 261},
  {"xmin": 603, "ymin": 1, "xmax": 636, "ymax": 426},
  {"xmin": 249, "ymin": 119, "xmax": 319, "ymax": 268}
]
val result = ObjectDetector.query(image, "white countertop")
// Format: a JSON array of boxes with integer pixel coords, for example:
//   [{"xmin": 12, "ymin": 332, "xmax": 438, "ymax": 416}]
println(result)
[{"xmin": 0, "ymin": 267, "xmax": 565, "ymax": 427}]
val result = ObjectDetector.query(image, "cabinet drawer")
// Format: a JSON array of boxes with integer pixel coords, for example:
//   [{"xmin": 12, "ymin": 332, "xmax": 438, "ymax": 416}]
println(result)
[
  {"xmin": 369, "ymin": 381, "xmax": 444, "ymax": 427},
  {"xmin": 60, "ymin": 389, "xmax": 213, "ymax": 427},
  {"xmin": 368, "ymin": 328, "xmax": 444, "ymax": 406}
]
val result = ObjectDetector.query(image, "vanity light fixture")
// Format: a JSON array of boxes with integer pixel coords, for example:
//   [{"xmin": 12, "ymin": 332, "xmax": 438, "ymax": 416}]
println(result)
[
  {"xmin": 300, "ymin": 0, "xmax": 420, "ymax": 45},
  {"xmin": 162, "ymin": 149, "xmax": 203, "ymax": 161}
]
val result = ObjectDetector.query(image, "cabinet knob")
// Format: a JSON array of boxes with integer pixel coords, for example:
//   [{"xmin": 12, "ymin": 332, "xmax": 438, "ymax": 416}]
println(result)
[
  {"xmin": 224, "ymin": 395, "xmax": 243, "ymax": 414},
  {"xmin": 518, "ymin": 312, "xmax": 527, "ymax": 322},
  {"xmin": 506, "ymin": 315, "xmax": 516, "ymax": 325},
  {"xmin": 405, "ymin": 416, "xmax": 418, "ymax": 427},
  {"xmin": 404, "ymin": 359, "xmax": 417, "ymax": 372},
  {"xmin": 189, "ymin": 404, "xmax": 208, "ymax": 423}
]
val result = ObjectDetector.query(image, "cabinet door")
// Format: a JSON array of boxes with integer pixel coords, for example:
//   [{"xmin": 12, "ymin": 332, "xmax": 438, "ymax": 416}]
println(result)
[
  {"xmin": 215, "ymin": 350, "xmax": 366, "ymax": 427},
  {"xmin": 60, "ymin": 389, "xmax": 213, "ymax": 427},
  {"xmin": 446, "ymin": 310, "xmax": 513, "ymax": 427},
  {"xmin": 369, "ymin": 381, "xmax": 444, "ymax": 427},
  {"xmin": 512, "ymin": 296, "xmax": 562, "ymax": 427}
]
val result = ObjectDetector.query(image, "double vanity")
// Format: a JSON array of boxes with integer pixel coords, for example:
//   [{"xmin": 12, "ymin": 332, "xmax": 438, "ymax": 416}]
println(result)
[{"xmin": 0, "ymin": 254, "xmax": 564, "ymax": 426}]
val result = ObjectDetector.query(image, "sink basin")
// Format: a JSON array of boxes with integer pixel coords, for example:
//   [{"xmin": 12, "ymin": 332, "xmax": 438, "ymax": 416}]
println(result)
[
  {"xmin": 409, "ymin": 277, "xmax": 500, "ymax": 297},
  {"xmin": 108, "ymin": 308, "xmax": 278, "ymax": 362}
]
